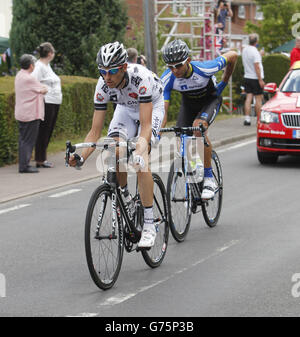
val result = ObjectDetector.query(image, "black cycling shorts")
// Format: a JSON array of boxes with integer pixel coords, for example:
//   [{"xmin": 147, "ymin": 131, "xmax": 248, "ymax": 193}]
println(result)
[
  {"xmin": 244, "ymin": 78, "xmax": 263, "ymax": 95},
  {"xmin": 176, "ymin": 95, "xmax": 222, "ymax": 129}
]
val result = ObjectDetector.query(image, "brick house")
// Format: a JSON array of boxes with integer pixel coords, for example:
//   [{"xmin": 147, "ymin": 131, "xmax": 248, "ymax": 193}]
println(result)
[
  {"xmin": 125, "ymin": 0, "xmax": 263, "ymax": 54},
  {"xmin": 230, "ymin": 0, "xmax": 263, "ymax": 52}
]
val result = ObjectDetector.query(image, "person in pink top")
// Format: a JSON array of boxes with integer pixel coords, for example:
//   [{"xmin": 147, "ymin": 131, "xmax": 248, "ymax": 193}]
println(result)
[{"xmin": 15, "ymin": 54, "xmax": 48, "ymax": 173}]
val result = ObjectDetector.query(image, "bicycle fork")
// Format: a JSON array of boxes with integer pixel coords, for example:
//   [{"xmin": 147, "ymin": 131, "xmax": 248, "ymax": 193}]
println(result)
[{"xmin": 94, "ymin": 191, "xmax": 120, "ymax": 242}]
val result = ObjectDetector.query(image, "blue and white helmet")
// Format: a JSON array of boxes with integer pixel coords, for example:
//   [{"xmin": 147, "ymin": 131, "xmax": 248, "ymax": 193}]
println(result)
[{"xmin": 96, "ymin": 41, "xmax": 128, "ymax": 68}]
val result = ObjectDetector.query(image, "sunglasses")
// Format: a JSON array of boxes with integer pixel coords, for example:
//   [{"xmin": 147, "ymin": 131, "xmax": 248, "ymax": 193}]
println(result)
[
  {"xmin": 167, "ymin": 58, "xmax": 188, "ymax": 69},
  {"xmin": 99, "ymin": 66, "xmax": 123, "ymax": 75}
]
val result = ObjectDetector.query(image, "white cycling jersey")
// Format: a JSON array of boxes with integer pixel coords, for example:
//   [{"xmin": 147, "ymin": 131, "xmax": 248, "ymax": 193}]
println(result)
[
  {"xmin": 94, "ymin": 63, "xmax": 163, "ymax": 111},
  {"xmin": 93, "ymin": 64, "xmax": 164, "ymax": 144}
]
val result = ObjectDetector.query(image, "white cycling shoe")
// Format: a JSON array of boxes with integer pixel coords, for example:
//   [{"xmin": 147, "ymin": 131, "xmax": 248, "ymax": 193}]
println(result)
[
  {"xmin": 202, "ymin": 178, "xmax": 217, "ymax": 200},
  {"xmin": 138, "ymin": 227, "xmax": 156, "ymax": 248}
]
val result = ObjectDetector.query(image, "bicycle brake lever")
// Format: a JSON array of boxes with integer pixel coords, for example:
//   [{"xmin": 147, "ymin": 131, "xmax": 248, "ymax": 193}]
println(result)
[
  {"xmin": 74, "ymin": 153, "xmax": 84, "ymax": 170},
  {"xmin": 198, "ymin": 124, "xmax": 210, "ymax": 147}
]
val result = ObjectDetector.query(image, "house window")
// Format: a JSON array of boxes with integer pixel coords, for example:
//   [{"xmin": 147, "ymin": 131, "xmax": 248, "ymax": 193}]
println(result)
[
  {"xmin": 191, "ymin": 1, "xmax": 202, "ymax": 15},
  {"xmin": 172, "ymin": 0, "xmax": 184, "ymax": 14},
  {"xmin": 255, "ymin": 5, "xmax": 263, "ymax": 20},
  {"xmin": 238, "ymin": 5, "xmax": 246, "ymax": 19}
]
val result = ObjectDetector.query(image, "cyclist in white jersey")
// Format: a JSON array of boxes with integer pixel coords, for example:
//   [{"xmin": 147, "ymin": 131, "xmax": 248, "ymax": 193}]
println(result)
[
  {"xmin": 161, "ymin": 39, "xmax": 237, "ymax": 199},
  {"xmin": 69, "ymin": 42, "xmax": 164, "ymax": 248}
]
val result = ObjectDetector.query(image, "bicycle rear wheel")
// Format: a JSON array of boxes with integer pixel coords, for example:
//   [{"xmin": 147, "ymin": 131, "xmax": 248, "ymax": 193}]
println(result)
[
  {"xmin": 85, "ymin": 184, "xmax": 124, "ymax": 290},
  {"xmin": 141, "ymin": 173, "xmax": 169, "ymax": 268},
  {"xmin": 167, "ymin": 158, "xmax": 192, "ymax": 242},
  {"xmin": 202, "ymin": 150, "xmax": 223, "ymax": 227}
]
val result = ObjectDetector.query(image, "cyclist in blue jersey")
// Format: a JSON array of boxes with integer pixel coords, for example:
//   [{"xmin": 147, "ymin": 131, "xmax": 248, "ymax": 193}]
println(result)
[{"xmin": 161, "ymin": 39, "xmax": 237, "ymax": 199}]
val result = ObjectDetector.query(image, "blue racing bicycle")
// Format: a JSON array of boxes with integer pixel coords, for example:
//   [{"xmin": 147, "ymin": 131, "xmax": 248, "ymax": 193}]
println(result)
[{"xmin": 160, "ymin": 125, "xmax": 223, "ymax": 242}]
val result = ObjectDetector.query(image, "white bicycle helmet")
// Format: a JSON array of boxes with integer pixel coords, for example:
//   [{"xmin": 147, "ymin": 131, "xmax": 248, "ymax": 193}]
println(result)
[
  {"xmin": 162, "ymin": 39, "xmax": 190, "ymax": 64},
  {"xmin": 97, "ymin": 41, "xmax": 128, "ymax": 68}
]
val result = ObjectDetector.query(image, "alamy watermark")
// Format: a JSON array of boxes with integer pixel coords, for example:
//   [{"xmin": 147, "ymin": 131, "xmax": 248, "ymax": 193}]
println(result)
[
  {"xmin": 94, "ymin": 135, "xmax": 205, "ymax": 174},
  {"xmin": 291, "ymin": 273, "xmax": 300, "ymax": 298},
  {"xmin": 292, "ymin": 13, "xmax": 300, "ymax": 38},
  {"xmin": 0, "ymin": 273, "xmax": 6, "ymax": 298}
]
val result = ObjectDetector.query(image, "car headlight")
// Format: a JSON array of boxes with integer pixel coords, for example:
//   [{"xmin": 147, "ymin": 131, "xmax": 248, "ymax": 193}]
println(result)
[{"xmin": 260, "ymin": 110, "xmax": 279, "ymax": 124}]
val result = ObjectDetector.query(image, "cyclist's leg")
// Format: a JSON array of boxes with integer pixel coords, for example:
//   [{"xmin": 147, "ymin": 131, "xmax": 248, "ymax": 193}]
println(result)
[
  {"xmin": 107, "ymin": 104, "xmax": 137, "ymax": 187},
  {"xmin": 136, "ymin": 98, "xmax": 164, "ymax": 208},
  {"xmin": 176, "ymin": 99, "xmax": 199, "ymax": 161},
  {"xmin": 193, "ymin": 95, "xmax": 222, "ymax": 166},
  {"xmin": 137, "ymin": 99, "xmax": 164, "ymax": 247},
  {"xmin": 193, "ymin": 96, "xmax": 222, "ymax": 198}
]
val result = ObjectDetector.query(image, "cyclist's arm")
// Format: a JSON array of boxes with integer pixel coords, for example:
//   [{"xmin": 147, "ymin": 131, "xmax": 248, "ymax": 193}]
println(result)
[
  {"xmin": 68, "ymin": 109, "xmax": 106, "ymax": 167},
  {"xmin": 161, "ymin": 100, "xmax": 169, "ymax": 129},
  {"xmin": 220, "ymin": 50, "xmax": 238, "ymax": 83},
  {"xmin": 137, "ymin": 102, "xmax": 153, "ymax": 156},
  {"xmin": 160, "ymin": 69, "xmax": 174, "ymax": 129},
  {"xmin": 81, "ymin": 109, "xmax": 106, "ymax": 161}
]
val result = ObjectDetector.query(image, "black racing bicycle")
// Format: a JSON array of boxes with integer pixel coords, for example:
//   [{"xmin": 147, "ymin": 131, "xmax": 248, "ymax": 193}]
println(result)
[
  {"xmin": 65, "ymin": 138, "xmax": 169, "ymax": 290},
  {"xmin": 160, "ymin": 126, "xmax": 223, "ymax": 242}
]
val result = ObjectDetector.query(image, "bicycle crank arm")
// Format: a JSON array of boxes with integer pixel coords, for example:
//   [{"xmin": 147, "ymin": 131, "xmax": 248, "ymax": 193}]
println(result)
[{"xmin": 94, "ymin": 234, "xmax": 117, "ymax": 240}]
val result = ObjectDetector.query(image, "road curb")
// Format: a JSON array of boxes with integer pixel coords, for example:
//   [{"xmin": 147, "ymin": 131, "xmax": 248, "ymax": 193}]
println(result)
[{"xmin": 212, "ymin": 132, "xmax": 256, "ymax": 148}]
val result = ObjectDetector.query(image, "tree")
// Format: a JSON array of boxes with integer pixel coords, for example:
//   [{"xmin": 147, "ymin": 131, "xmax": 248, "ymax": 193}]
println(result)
[
  {"xmin": 246, "ymin": 0, "xmax": 300, "ymax": 52},
  {"xmin": 10, "ymin": 0, "xmax": 128, "ymax": 77}
]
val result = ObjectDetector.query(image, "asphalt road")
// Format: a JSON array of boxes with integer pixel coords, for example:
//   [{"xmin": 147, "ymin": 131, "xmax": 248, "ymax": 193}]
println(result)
[{"xmin": 1, "ymin": 137, "xmax": 300, "ymax": 317}]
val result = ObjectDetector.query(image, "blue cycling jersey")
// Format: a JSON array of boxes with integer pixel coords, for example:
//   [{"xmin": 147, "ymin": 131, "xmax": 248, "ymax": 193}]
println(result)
[{"xmin": 161, "ymin": 56, "xmax": 227, "ymax": 101}]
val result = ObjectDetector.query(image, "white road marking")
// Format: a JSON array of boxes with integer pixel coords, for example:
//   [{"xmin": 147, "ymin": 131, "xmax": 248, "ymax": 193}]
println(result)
[
  {"xmin": 217, "ymin": 138, "xmax": 256, "ymax": 154},
  {"xmin": 49, "ymin": 189, "xmax": 82, "ymax": 198},
  {"xmin": 95, "ymin": 240, "xmax": 240, "ymax": 308},
  {"xmin": 0, "ymin": 204, "xmax": 31, "ymax": 215},
  {"xmin": 66, "ymin": 313, "xmax": 99, "ymax": 317},
  {"xmin": 69, "ymin": 240, "xmax": 239, "ymax": 316}
]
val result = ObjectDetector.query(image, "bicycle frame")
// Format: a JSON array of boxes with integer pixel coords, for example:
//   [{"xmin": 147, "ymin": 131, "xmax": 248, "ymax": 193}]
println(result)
[
  {"xmin": 66, "ymin": 138, "xmax": 141, "ymax": 242},
  {"xmin": 161, "ymin": 126, "xmax": 208, "ymax": 200}
]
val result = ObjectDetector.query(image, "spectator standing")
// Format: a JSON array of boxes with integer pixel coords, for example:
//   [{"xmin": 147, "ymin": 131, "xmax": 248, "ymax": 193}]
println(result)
[
  {"xmin": 215, "ymin": 1, "xmax": 233, "ymax": 34},
  {"xmin": 32, "ymin": 42, "xmax": 62, "ymax": 168},
  {"xmin": 15, "ymin": 54, "xmax": 48, "ymax": 173},
  {"xmin": 127, "ymin": 48, "xmax": 147, "ymax": 67},
  {"xmin": 137, "ymin": 54, "xmax": 147, "ymax": 67},
  {"xmin": 127, "ymin": 48, "xmax": 138, "ymax": 63},
  {"xmin": 242, "ymin": 33, "xmax": 265, "ymax": 126},
  {"xmin": 290, "ymin": 37, "xmax": 300, "ymax": 68}
]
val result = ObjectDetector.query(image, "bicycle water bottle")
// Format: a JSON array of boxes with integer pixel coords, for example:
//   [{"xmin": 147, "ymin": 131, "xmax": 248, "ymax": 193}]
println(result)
[
  {"xmin": 121, "ymin": 187, "xmax": 135, "ymax": 219},
  {"xmin": 190, "ymin": 158, "xmax": 204, "ymax": 183}
]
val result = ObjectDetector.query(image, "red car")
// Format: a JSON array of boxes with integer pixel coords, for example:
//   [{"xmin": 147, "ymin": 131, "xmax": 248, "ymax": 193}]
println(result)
[{"xmin": 257, "ymin": 61, "xmax": 300, "ymax": 164}]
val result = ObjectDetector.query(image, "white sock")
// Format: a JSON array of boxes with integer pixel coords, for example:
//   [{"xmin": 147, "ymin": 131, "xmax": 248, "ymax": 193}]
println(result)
[
  {"xmin": 144, "ymin": 207, "xmax": 154, "ymax": 231},
  {"xmin": 245, "ymin": 115, "xmax": 251, "ymax": 122}
]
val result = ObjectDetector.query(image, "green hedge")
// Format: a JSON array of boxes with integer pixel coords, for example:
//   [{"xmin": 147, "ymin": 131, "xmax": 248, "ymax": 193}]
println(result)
[{"xmin": 0, "ymin": 76, "xmax": 120, "ymax": 167}]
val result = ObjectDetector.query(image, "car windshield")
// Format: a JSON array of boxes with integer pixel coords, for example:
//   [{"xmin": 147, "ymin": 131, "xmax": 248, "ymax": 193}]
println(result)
[{"xmin": 281, "ymin": 69, "xmax": 300, "ymax": 92}]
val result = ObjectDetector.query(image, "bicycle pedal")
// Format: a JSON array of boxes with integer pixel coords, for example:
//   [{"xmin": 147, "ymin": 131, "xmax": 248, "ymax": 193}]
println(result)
[{"xmin": 136, "ymin": 246, "xmax": 151, "ymax": 252}]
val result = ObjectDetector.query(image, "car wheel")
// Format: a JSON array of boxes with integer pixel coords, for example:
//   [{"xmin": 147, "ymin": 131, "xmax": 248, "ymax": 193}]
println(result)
[{"xmin": 257, "ymin": 151, "xmax": 278, "ymax": 164}]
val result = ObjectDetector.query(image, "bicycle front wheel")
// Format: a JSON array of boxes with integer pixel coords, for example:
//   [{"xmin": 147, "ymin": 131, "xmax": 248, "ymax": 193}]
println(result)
[
  {"xmin": 202, "ymin": 150, "xmax": 223, "ymax": 227},
  {"xmin": 142, "ymin": 173, "xmax": 169, "ymax": 268},
  {"xmin": 167, "ymin": 158, "xmax": 192, "ymax": 242},
  {"xmin": 85, "ymin": 184, "xmax": 124, "ymax": 290}
]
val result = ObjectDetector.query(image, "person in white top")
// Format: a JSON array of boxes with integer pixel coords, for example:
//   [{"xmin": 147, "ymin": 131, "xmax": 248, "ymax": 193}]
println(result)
[
  {"xmin": 32, "ymin": 42, "xmax": 62, "ymax": 167},
  {"xmin": 68, "ymin": 42, "xmax": 165, "ymax": 248},
  {"xmin": 242, "ymin": 34, "xmax": 265, "ymax": 126}
]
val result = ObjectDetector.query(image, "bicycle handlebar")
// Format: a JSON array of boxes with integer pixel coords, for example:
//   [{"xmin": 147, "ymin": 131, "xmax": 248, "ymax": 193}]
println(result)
[
  {"xmin": 160, "ymin": 125, "xmax": 209, "ymax": 147},
  {"xmin": 160, "ymin": 126, "xmax": 205, "ymax": 133},
  {"xmin": 65, "ymin": 139, "xmax": 137, "ymax": 168}
]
